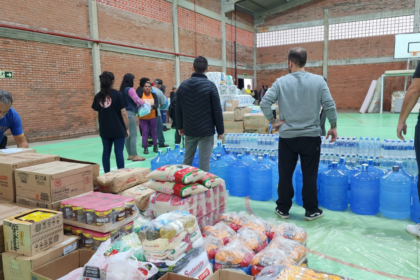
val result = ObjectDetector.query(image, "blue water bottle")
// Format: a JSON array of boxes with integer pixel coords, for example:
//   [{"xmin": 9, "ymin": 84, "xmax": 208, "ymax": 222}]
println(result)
[
  {"xmin": 174, "ymin": 150, "xmax": 184, "ymax": 165},
  {"xmin": 410, "ymin": 175, "xmax": 420, "ymax": 223},
  {"xmin": 337, "ymin": 157, "xmax": 353, "ymax": 202},
  {"xmin": 222, "ymin": 148, "xmax": 236, "ymax": 165},
  {"xmin": 294, "ymin": 164, "xmax": 303, "ymax": 206},
  {"xmin": 318, "ymin": 161, "xmax": 328, "ymax": 206},
  {"xmin": 212, "ymin": 142, "xmax": 223, "ymax": 156},
  {"xmin": 367, "ymin": 159, "xmax": 385, "ymax": 179},
  {"xmin": 151, "ymin": 150, "xmax": 168, "ymax": 171},
  {"xmin": 396, "ymin": 161, "xmax": 414, "ymax": 181},
  {"xmin": 210, "ymin": 154, "xmax": 229, "ymax": 187},
  {"xmin": 229, "ymin": 154, "xmax": 250, "ymax": 197},
  {"xmin": 243, "ymin": 149, "xmax": 257, "ymax": 166},
  {"xmin": 321, "ymin": 162, "xmax": 348, "ymax": 211},
  {"xmin": 350, "ymin": 164, "xmax": 380, "ymax": 215},
  {"xmin": 164, "ymin": 147, "xmax": 177, "ymax": 165},
  {"xmin": 271, "ymin": 155, "xmax": 279, "ymax": 201},
  {"xmin": 380, "ymin": 165, "xmax": 411, "ymax": 219},
  {"xmin": 249, "ymin": 157, "xmax": 272, "ymax": 201}
]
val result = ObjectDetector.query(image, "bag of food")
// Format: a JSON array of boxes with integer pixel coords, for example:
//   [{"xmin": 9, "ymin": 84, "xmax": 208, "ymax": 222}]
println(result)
[
  {"xmin": 267, "ymin": 237, "xmax": 307, "ymax": 264},
  {"xmin": 147, "ymin": 192, "xmax": 198, "ymax": 218},
  {"xmin": 202, "ymin": 222, "xmax": 236, "ymax": 245},
  {"xmin": 197, "ymin": 173, "xmax": 225, "ymax": 188},
  {"xmin": 106, "ymin": 233, "xmax": 146, "ymax": 262},
  {"xmin": 250, "ymin": 248, "xmax": 295, "ymax": 276},
  {"xmin": 243, "ymin": 215, "xmax": 273, "ymax": 238},
  {"xmin": 219, "ymin": 211, "xmax": 250, "ymax": 231},
  {"xmin": 146, "ymin": 165, "xmax": 205, "ymax": 184},
  {"xmin": 231, "ymin": 227, "xmax": 268, "ymax": 253},
  {"xmin": 97, "ymin": 168, "xmax": 151, "ymax": 193},
  {"xmin": 145, "ymin": 181, "xmax": 208, "ymax": 198},
  {"xmin": 214, "ymin": 239, "xmax": 255, "ymax": 270},
  {"xmin": 269, "ymin": 223, "xmax": 308, "ymax": 244},
  {"xmin": 120, "ymin": 184, "xmax": 156, "ymax": 211},
  {"xmin": 205, "ymin": 189, "xmax": 216, "ymax": 214},
  {"xmin": 254, "ymin": 265, "xmax": 288, "ymax": 280},
  {"xmin": 134, "ymin": 215, "xmax": 151, "ymax": 235},
  {"xmin": 203, "ymin": 235, "xmax": 224, "ymax": 260}
]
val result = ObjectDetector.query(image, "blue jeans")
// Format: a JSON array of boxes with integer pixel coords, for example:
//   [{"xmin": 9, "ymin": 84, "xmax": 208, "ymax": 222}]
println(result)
[
  {"xmin": 101, "ymin": 137, "xmax": 125, "ymax": 173},
  {"xmin": 161, "ymin": 110, "xmax": 167, "ymax": 129}
]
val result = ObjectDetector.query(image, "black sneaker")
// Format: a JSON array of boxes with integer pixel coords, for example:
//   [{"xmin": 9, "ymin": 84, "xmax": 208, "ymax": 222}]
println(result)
[
  {"xmin": 305, "ymin": 209, "xmax": 324, "ymax": 221},
  {"xmin": 159, "ymin": 144, "xmax": 169, "ymax": 148},
  {"xmin": 274, "ymin": 208, "xmax": 289, "ymax": 219}
]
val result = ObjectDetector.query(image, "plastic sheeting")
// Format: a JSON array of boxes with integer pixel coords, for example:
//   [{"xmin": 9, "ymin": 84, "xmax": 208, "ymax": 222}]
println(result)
[{"xmin": 226, "ymin": 196, "xmax": 419, "ymax": 280}]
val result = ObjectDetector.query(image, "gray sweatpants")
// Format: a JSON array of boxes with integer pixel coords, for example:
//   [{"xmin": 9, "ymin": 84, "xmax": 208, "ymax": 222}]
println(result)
[
  {"xmin": 183, "ymin": 135, "xmax": 214, "ymax": 172},
  {"xmin": 125, "ymin": 111, "xmax": 138, "ymax": 157}
]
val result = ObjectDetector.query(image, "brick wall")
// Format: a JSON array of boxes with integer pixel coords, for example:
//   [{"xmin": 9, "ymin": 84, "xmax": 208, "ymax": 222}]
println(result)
[
  {"xmin": 185, "ymin": 0, "xmax": 221, "ymax": 14},
  {"xmin": 226, "ymin": 10, "xmax": 255, "ymax": 27},
  {"xmin": 258, "ymin": 42, "xmax": 324, "ymax": 65}
]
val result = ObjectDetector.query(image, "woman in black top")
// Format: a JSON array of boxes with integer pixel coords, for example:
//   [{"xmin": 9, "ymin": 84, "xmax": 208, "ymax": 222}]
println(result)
[{"xmin": 91, "ymin": 71, "xmax": 129, "ymax": 173}]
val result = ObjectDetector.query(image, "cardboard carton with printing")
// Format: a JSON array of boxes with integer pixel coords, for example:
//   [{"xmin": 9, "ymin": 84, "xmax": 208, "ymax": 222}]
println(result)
[
  {"xmin": 16, "ymin": 192, "xmax": 93, "ymax": 211},
  {"xmin": 0, "ymin": 153, "xmax": 59, "ymax": 202},
  {"xmin": 223, "ymin": 121, "xmax": 244, "ymax": 131},
  {"xmin": 0, "ymin": 149, "xmax": 36, "ymax": 157},
  {"xmin": 234, "ymin": 107, "xmax": 252, "ymax": 121},
  {"xmin": 159, "ymin": 273, "xmax": 198, "ymax": 280},
  {"xmin": 60, "ymin": 158, "xmax": 100, "ymax": 191},
  {"xmin": 2, "ymin": 235, "xmax": 78, "ymax": 280},
  {"xmin": 225, "ymin": 100, "xmax": 239, "ymax": 111},
  {"xmin": 243, "ymin": 113, "xmax": 269, "ymax": 130},
  {"xmin": 15, "ymin": 161, "xmax": 93, "ymax": 203},
  {"xmin": 222, "ymin": 111, "xmax": 234, "ymax": 122},
  {"xmin": 4, "ymin": 209, "xmax": 63, "ymax": 257}
]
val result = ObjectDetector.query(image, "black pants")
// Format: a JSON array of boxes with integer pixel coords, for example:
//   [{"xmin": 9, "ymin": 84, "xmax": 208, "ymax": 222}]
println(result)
[
  {"xmin": 415, "ymin": 116, "xmax": 420, "ymax": 222},
  {"xmin": 277, "ymin": 136, "xmax": 321, "ymax": 212},
  {"xmin": 272, "ymin": 110, "xmax": 277, "ymax": 119},
  {"xmin": 175, "ymin": 129, "xmax": 182, "ymax": 146},
  {"xmin": 0, "ymin": 135, "xmax": 7, "ymax": 149}
]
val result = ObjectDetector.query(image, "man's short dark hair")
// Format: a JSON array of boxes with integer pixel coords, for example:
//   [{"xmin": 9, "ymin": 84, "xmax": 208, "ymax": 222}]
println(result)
[
  {"xmin": 193, "ymin": 56, "xmax": 208, "ymax": 73},
  {"xmin": 154, "ymin": 79, "xmax": 163, "ymax": 85},
  {"xmin": 140, "ymin": 78, "xmax": 150, "ymax": 87},
  {"xmin": 288, "ymin": 47, "xmax": 307, "ymax": 68},
  {"xmin": 0, "ymin": 90, "xmax": 13, "ymax": 105}
]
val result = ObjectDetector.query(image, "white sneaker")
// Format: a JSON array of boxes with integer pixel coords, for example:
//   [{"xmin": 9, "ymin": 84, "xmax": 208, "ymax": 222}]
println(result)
[{"xmin": 406, "ymin": 224, "xmax": 420, "ymax": 237}]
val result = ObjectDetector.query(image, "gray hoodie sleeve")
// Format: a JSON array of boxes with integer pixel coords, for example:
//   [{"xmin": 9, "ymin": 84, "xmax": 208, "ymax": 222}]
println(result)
[
  {"xmin": 321, "ymin": 80, "xmax": 338, "ymax": 125},
  {"xmin": 260, "ymin": 81, "xmax": 279, "ymax": 121}
]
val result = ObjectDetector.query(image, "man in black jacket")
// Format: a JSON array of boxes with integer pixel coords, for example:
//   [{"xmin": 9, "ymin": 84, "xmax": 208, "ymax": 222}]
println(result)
[{"xmin": 176, "ymin": 56, "xmax": 224, "ymax": 172}]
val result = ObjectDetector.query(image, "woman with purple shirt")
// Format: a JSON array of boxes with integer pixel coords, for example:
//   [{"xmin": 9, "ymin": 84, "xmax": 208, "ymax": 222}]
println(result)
[{"xmin": 119, "ymin": 73, "xmax": 145, "ymax": 162}]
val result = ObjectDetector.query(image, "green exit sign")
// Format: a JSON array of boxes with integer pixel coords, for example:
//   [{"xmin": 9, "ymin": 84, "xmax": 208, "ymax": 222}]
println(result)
[{"xmin": 0, "ymin": 71, "xmax": 13, "ymax": 79}]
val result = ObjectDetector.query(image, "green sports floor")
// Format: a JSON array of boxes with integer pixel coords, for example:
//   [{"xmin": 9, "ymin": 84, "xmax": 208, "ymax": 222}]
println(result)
[{"xmin": 31, "ymin": 113, "xmax": 419, "ymax": 280}]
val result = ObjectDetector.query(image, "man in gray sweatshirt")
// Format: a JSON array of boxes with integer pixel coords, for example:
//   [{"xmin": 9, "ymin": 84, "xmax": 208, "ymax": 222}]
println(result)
[{"xmin": 261, "ymin": 47, "xmax": 338, "ymax": 221}]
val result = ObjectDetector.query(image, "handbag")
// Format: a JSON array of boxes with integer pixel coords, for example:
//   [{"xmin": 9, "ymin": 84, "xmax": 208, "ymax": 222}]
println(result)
[{"xmin": 138, "ymin": 103, "xmax": 151, "ymax": 117}]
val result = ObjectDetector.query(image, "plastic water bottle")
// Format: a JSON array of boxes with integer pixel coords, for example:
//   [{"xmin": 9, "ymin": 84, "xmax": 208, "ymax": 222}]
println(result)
[
  {"xmin": 367, "ymin": 159, "xmax": 385, "ymax": 179},
  {"xmin": 249, "ymin": 157, "xmax": 271, "ymax": 201},
  {"xmin": 192, "ymin": 149, "xmax": 199, "ymax": 168},
  {"xmin": 164, "ymin": 147, "xmax": 177, "ymax": 165},
  {"xmin": 229, "ymin": 154, "xmax": 250, "ymax": 197},
  {"xmin": 174, "ymin": 150, "xmax": 184, "ymax": 164},
  {"xmin": 270, "ymin": 155, "xmax": 279, "ymax": 201},
  {"xmin": 318, "ymin": 161, "xmax": 328, "ymax": 205},
  {"xmin": 243, "ymin": 149, "xmax": 257, "ymax": 166},
  {"xmin": 294, "ymin": 164, "xmax": 303, "ymax": 206},
  {"xmin": 396, "ymin": 161, "xmax": 414, "ymax": 181},
  {"xmin": 213, "ymin": 142, "xmax": 223, "ymax": 156},
  {"xmin": 350, "ymin": 164, "xmax": 380, "ymax": 215},
  {"xmin": 210, "ymin": 154, "xmax": 229, "ymax": 188},
  {"xmin": 222, "ymin": 148, "xmax": 236, "ymax": 165},
  {"xmin": 380, "ymin": 166, "xmax": 411, "ymax": 219},
  {"xmin": 410, "ymin": 176, "xmax": 420, "ymax": 223},
  {"xmin": 320, "ymin": 162, "xmax": 348, "ymax": 211},
  {"xmin": 337, "ymin": 157, "xmax": 353, "ymax": 201},
  {"xmin": 151, "ymin": 150, "xmax": 168, "ymax": 171}
]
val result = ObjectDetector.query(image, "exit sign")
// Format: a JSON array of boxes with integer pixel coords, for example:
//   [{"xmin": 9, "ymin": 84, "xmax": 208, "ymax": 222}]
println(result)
[
  {"xmin": 0, "ymin": 71, "xmax": 13, "ymax": 79},
  {"xmin": 244, "ymin": 74, "xmax": 248, "ymax": 78}
]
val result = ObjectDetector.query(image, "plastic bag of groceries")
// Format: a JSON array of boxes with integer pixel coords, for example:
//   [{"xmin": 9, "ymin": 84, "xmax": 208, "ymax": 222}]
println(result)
[
  {"xmin": 79, "ymin": 239, "xmax": 110, "ymax": 279},
  {"xmin": 203, "ymin": 235, "xmax": 224, "ymax": 260},
  {"xmin": 106, "ymin": 233, "xmax": 146, "ymax": 262},
  {"xmin": 256, "ymin": 264, "xmax": 348, "ymax": 280},
  {"xmin": 106, "ymin": 249, "xmax": 158, "ymax": 280},
  {"xmin": 254, "ymin": 265, "xmax": 289, "ymax": 280},
  {"xmin": 197, "ymin": 172, "xmax": 225, "ymax": 188},
  {"xmin": 202, "ymin": 222, "xmax": 236, "ymax": 245},
  {"xmin": 243, "ymin": 215, "xmax": 273, "ymax": 238},
  {"xmin": 214, "ymin": 239, "xmax": 255, "ymax": 271},
  {"xmin": 134, "ymin": 215, "xmax": 151, "ymax": 235},
  {"xmin": 267, "ymin": 237, "xmax": 307, "ymax": 264},
  {"xmin": 145, "ymin": 181, "xmax": 208, "ymax": 198},
  {"xmin": 231, "ymin": 227, "xmax": 268, "ymax": 253},
  {"xmin": 269, "ymin": 222, "xmax": 308, "ymax": 244},
  {"xmin": 250, "ymin": 248, "xmax": 296, "ymax": 276},
  {"xmin": 146, "ymin": 165, "xmax": 205, "ymax": 184},
  {"xmin": 219, "ymin": 211, "xmax": 250, "ymax": 231}
]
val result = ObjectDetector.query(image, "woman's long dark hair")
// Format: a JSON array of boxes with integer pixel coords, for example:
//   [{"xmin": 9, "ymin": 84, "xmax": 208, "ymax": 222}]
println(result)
[
  {"xmin": 98, "ymin": 71, "xmax": 115, "ymax": 106},
  {"xmin": 119, "ymin": 73, "xmax": 135, "ymax": 93}
]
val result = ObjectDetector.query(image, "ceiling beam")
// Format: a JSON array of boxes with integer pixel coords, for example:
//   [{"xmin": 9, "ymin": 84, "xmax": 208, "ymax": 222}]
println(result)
[
  {"xmin": 247, "ymin": 0, "xmax": 268, "ymax": 11},
  {"xmin": 256, "ymin": 0, "xmax": 313, "ymax": 19}
]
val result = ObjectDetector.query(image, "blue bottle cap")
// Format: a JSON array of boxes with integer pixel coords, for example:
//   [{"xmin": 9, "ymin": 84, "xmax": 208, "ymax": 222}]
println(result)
[
  {"xmin": 258, "ymin": 157, "xmax": 263, "ymax": 162},
  {"xmin": 216, "ymin": 154, "xmax": 221, "ymax": 159},
  {"xmin": 362, "ymin": 164, "xmax": 368, "ymax": 171},
  {"xmin": 180, "ymin": 151, "xmax": 184, "ymax": 156},
  {"xmin": 332, "ymin": 162, "xmax": 338, "ymax": 168},
  {"xmin": 237, "ymin": 154, "xmax": 242, "ymax": 160},
  {"xmin": 340, "ymin": 157, "xmax": 345, "ymax": 163},
  {"xmin": 368, "ymin": 159, "xmax": 373, "ymax": 165},
  {"xmin": 175, "ymin": 144, "xmax": 179, "ymax": 149},
  {"xmin": 158, "ymin": 150, "xmax": 162, "ymax": 156},
  {"xmin": 392, "ymin": 166, "xmax": 399, "ymax": 172},
  {"xmin": 167, "ymin": 147, "xmax": 171, "ymax": 152}
]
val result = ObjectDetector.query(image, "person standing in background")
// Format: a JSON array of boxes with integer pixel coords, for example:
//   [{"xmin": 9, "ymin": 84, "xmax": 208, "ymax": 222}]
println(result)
[
  {"xmin": 261, "ymin": 47, "xmax": 338, "ymax": 221},
  {"xmin": 259, "ymin": 86, "xmax": 266, "ymax": 105},
  {"xmin": 154, "ymin": 79, "xmax": 169, "ymax": 132},
  {"xmin": 152, "ymin": 80, "xmax": 168, "ymax": 147},
  {"xmin": 246, "ymin": 85, "xmax": 252, "ymax": 95},
  {"xmin": 92, "ymin": 71, "xmax": 129, "ymax": 173},
  {"xmin": 169, "ymin": 87, "xmax": 183, "ymax": 147},
  {"xmin": 176, "ymin": 56, "xmax": 224, "ymax": 172},
  {"xmin": 138, "ymin": 81, "xmax": 159, "ymax": 154},
  {"xmin": 119, "ymin": 73, "xmax": 145, "ymax": 162}
]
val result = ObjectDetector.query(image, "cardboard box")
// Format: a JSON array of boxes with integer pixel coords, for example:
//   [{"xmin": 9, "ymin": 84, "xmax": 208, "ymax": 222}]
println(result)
[
  {"xmin": 207, "ymin": 270, "xmax": 254, "ymax": 280},
  {"xmin": 224, "ymin": 129, "xmax": 244, "ymax": 134},
  {"xmin": 60, "ymin": 158, "xmax": 100, "ymax": 191},
  {"xmin": 234, "ymin": 107, "xmax": 252, "ymax": 121},
  {"xmin": 159, "ymin": 273, "xmax": 196, "ymax": 280},
  {"xmin": 16, "ymin": 192, "xmax": 93, "ymax": 211},
  {"xmin": 275, "ymin": 105, "xmax": 279, "ymax": 115},
  {"xmin": 2, "ymin": 235, "xmax": 78, "ymax": 280},
  {"xmin": 15, "ymin": 161, "xmax": 93, "ymax": 203},
  {"xmin": 31, "ymin": 249, "xmax": 95, "ymax": 280},
  {"xmin": 222, "ymin": 111, "xmax": 234, "ymax": 122},
  {"xmin": 225, "ymin": 100, "xmax": 239, "ymax": 111},
  {"xmin": 243, "ymin": 113, "xmax": 269, "ymax": 130},
  {"xmin": 223, "ymin": 121, "xmax": 243, "ymax": 131},
  {"xmin": 0, "ymin": 153, "xmax": 59, "ymax": 202},
  {"xmin": 0, "ymin": 149, "xmax": 36, "ymax": 157},
  {"xmin": 4, "ymin": 209, "xmax": 63, "ymax": 257}
]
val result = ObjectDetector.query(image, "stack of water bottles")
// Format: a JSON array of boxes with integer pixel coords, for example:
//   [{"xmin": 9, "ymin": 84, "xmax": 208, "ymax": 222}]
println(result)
[{"xmin": 224, "ymin": 133, "xmax": 279, "ymax": 157}]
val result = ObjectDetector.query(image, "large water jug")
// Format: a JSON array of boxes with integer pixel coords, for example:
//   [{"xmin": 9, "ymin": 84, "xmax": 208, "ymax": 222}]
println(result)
[
  {"xmin": 164, "ymin": 147, "xmax": 177, "ymax": 165},
  {"xmin": 212, "ymin": 142, "xmax": 223, "ymax": 156},
  {"xmin": 173, "ymin": 144, "xmax": 181, "ymax": 157},
  {"xmin": 294, "ymin": 165, "xmax": 303, "ymax": 206},
  {"xmin": 249, "ymin": 157, "xmax": 272, "ymax": 201},
  {"xmin": 292, "ymin": 160, "xmax": 300, "ymax": 202},
  {"xmin": 337, "ymin": 157, "xmax": 353, "ymax": 202},
  {"xmin": 410, "ymin": 176, "xmax": 420, "ymax": 223},
  {"xmin": 396, "ymin": 161, "xmax": 414, "ymax": 181},
  {"xmin": 271, "ymin": 155, "xmax": 279, "ymax": 201},
  {"xmin": 243, "ymin": 149, "xmax": 257, "ymax": 166},
  {"xmin": 321, "ymin": 162, "xmax": 348, "ymax": 211},
  {"xmin": 367, "ymin": 159, "xmax": 385, "ymax": 179},
  {"xmin": 174, "ymin": 150, "xmax": 184, "ymax": 165},
  {"xmin": 318, "ymin": 162, "xmax": 328, "ymax": 206},
  {"xmin": 192, "ymin": 149, "xmax": 199, "ymax": 168},
  {"xmin": 210, "ymin": 154, "xmax": 229, "ymax": 186},
  {"xmin": 350, "ymin": 164, "xmax": 380, "ymax": 215},
  {"xmin": 222, "ymin": 149, "xmax": 236, "ymax": 165},
  {"xmin": 229, "ymin": 154, "xmax": 250, "ymax": 197},
  {"xmin": 380, "ymin": 166, "xmax": 411, "ymax": 219},
  {"xmin": 151, "ymin": 150, "xmax": 168, "ymax": 171}
]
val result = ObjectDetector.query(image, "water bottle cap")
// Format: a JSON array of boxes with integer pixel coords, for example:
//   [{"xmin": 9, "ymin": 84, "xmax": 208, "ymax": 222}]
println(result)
[
  {"xmin": 237, "ymin": 154, "xmax": 242, "ymax": 159},
  {"xmin": 332, "ymin": 162, "xmax": 338, "ymax": 168},
  {"xmin": 175, "ymin": 144, "xmax": 179, "ymax": 148},
  {"xmin": 362, "ymin": 164, "xmax": 368, "ymax": 171},
  {"xmin": 264, "ymin": 153, "xmax": 268, "ymax": 157},
  {"xmin": 167, "ymin": 147, "xmax": 171, "ymax": 152},
  {"xmin": 258, "ymin": 157, "xmax": 263, "ymax": 162},
  {"xmin": 340, "ymin": 157, "xmax": 345, "ymax": 163},
  {"xmin": 216, "ymin": 154, "xmax": 221, "ymax": 159},
  {"xmin": 158, "ymin": 150, "xmax": 162, "ymax": 155},
  {"xmin": 392, "ymin": 166, "xmax": 399, "ymax": 172},
  {"xmin": 368, "ymin": 159, "xmax": 373, "ymax": 165}
]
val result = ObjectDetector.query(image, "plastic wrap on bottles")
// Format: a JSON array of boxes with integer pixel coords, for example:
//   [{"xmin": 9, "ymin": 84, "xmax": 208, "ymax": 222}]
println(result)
[
  {"xmin": 231, "ymin": 227, "xmax": 268, "ymax": 253},
  {"xmin": 145, "ymin": 180, "xmax": 208, "ymax": 198},
  {"xmin": 134, "ymin": 215, "xmax": 151, "ymax": 235},
  {"xmin": 267, "ymin": 237, "xmax": 307, "ymax": 264},
  {"xmin": 202, "ymin": 222, "xmax": 236, "ymax": 245},
  {"xmin": 219, "ymin": 211, "xmax": 250, "ymax": 231},
  {"xmin": 250, "ymin": 248, "xmax": 296, "ymax": 276},
  {"xmin": 106, "ymin": 233, "xmax": 146, "ymax": 261},
  {"xmin": 203, "ymin": 235, "xmax": 224, "ymax": 260},
  {"xmin": 243, "ymin": 215, "xmax": 273, "ymax": 238},
  {"xmin": 146, "ymin": 165, "xmax": 205, "ymax": 184},
  {"xmin": 214, "ymin": 239, "xmax": 255, "ymax": 270},
  {"xmin": 197, "ymin": 173, "xmax": 225, "ymax": 188},
  {"xmin": 269, "ymin": 223, "xmax": 308, "ymax": 244},
  {"xmin": 228, "ymin": 85, "xmax": 237, "ymax": 95}
]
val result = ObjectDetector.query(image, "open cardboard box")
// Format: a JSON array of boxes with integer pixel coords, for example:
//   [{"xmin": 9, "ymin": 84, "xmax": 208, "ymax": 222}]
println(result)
[
  {"xmin": 31, "ymin": 249, "xmax": 95, "ymax": 280},
  {"xmin": 207, "ymin": 270, "xmax": 254, "ymax": 280}
]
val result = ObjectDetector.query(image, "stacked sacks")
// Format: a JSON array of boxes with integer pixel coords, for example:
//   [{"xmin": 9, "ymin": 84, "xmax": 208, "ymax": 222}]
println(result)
[
  {"xmin": 145, "ymin": 165, "xmax": 227, "ymax": 228},
  {"xmin": 97, "ymin": 168, "xmax": 151, "ymax": 193},
  {"xmin": 139, "ymin": 211, "xmax": 213, "ymax": 279}
]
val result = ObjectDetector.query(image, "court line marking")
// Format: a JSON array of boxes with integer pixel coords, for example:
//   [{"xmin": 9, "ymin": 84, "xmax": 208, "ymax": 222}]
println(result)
[
  {"xmin": 244, "ymin": 196, "xmax": 415, "ymax": 280},
  {"xmin": 339, "ymin": 113, "xmax": 364, "ymax": 124}
]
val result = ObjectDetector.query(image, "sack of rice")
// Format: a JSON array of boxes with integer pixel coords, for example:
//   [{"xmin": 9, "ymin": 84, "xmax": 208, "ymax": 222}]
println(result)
[
  {"xmin": 97, "ymin": 168, "xmax": 150, "ymax": 193},
  {"xmin": 146, "ymin": 165, "xmax": 205, "ymax": 184},
  {"xmin": 145, "ymin": 180, "xmax": 208, "ymax": 198},
  {"xmin": 120, "ymin": 184, "xmax": 156, "ymax": 211}
]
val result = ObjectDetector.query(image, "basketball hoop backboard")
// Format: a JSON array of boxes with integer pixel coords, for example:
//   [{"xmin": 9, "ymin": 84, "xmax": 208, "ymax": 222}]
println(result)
[{"xmin": 395, "ymin": 33, "xmax": 420, "ymax": 58}]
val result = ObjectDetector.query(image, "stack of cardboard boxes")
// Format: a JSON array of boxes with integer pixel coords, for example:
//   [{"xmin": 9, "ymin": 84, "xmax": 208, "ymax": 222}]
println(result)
[{"xmin": 223, "ymin": 100, "xmax": 251, "ymax": 134}]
